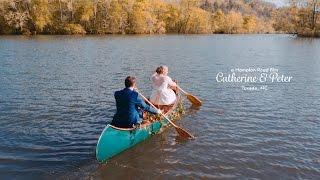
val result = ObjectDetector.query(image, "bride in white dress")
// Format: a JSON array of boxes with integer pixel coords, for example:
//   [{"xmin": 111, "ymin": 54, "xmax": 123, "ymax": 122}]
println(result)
[{"xmin": 150, "ymin": 66, "xmax": 177, "ymax": 105}]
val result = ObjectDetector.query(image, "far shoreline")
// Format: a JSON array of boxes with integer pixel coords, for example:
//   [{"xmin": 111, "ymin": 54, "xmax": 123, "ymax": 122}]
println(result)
[
  {"xmin": 1, "ymin": 33, "xmax": 318, "ymax": 38},
  {"xmin": 0, "ymin": 33, "xmax": 298, "ymax": 37}
]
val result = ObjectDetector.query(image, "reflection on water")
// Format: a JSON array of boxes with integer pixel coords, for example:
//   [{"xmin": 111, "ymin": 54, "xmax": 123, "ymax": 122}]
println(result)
[{"xmin": 0, "ymin": 35, "xmax": 319, "ymax": 179}]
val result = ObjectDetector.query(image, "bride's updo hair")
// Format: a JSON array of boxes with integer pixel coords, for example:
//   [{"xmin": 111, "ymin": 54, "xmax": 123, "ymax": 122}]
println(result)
[{"xmin": 156, "ymin": 66, "xmax": 165, "ymax": 74}]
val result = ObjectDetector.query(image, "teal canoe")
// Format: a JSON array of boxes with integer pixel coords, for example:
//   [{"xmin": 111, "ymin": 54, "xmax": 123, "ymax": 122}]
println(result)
[{"xmin": 96, "ymin": 95, "xmax": 183, "ymax": 163}]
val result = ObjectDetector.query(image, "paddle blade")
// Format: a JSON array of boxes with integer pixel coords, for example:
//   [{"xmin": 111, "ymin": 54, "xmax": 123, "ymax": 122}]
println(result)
[
  {"xmin": 175, "ymin": 126, "xmax": 195, "ymax": 139},
  {"xmin": 187, "ymin": 94, "xmax": 202, "ymax": 106}
]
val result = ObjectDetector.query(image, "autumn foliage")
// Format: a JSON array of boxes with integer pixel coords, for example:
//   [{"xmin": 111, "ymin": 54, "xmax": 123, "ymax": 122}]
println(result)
[
  {"xmin": 0, "ymin": 0, "xmax": 318, "ymax": 36},
  {"xmin": 273, "ymin": 0, "xmax": 320, "ymax": 37}
]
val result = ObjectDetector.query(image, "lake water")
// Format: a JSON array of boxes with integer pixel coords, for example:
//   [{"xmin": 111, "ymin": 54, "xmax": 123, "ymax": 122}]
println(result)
[{"xmin": 0, "ymin": 35, "xmax": 319, "ymax": 179}]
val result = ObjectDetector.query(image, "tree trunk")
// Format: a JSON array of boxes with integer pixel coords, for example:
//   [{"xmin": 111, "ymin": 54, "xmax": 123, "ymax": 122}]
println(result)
[
  {"xmin": 70, "ymin": 0, "xmax": 74, "ymax": 22},
  {"xmin": 93, "ymin": 0, "xmax": 97, "ymax": 29},
  {"xmin": 59, "ymin": 0, "xmax": 63, "ymax": 23},
  {"xmin": 312, "ymin": 0, "xmax": 316, "ymax": 29}
]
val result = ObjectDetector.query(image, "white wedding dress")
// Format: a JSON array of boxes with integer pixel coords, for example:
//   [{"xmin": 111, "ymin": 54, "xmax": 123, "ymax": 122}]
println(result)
[{"xmin": 150, "ymin": 73, "xmax": 177, "ymax": 105}]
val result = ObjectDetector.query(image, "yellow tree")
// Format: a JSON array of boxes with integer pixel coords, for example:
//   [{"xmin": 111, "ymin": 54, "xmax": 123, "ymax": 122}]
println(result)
[
  {"xmin": 185, "ymin": 7, "xmax": 211, "ymax": 33},
  {"xmin": 177, "ymin": 0, "xmax": 200, "ymax": 33},
  {"xmin": 272, "ymin": 7, "xmax": 298, "ymax": 33},
  {"xmin": 127, "ymin": 0, "xmax": 155, "ymax": 34},
  {"xmin": 286, "ymin": 0, "xmax": 319, "ymax": 34},
  {"xmin": 105, "ymin": 0, "xmax": 128, "ymax": 34},
  {"xmin": 74, "ymin": 0, "xmax": 94, "ymax": 32},
  {"xmin": 163, "ymin": 3, "xmax": 180, "ymax": 33},
  {"xmin": 3, "ymin": 0, "xmax": 31, "ymax": 34},
  {"xmin": 243, "ymin": 15, "xmax": 257, "ymax": 33},
  {"xmin": 211, "ymin": 9, "xmax": 226, "ymax": 33},
  {"xmin": 307, "ymin": 0, "xmax": 320, "ymax": 29},
  {"xmin": 224, "ymin": 11, "xmax": 243, "ymax": 33},
  {"xmin": 150, "ymin": 0, "xmax": 167, "ymax": 33},
  {"xmin": 30, "ymin": 0, "xmax": 52, "ymax": 33}
]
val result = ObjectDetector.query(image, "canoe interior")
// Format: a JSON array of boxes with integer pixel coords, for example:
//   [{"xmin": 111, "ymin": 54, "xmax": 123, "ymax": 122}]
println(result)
[{"xmin": 96, "ymin": 95, "xmax": 183, "ymax": 163}]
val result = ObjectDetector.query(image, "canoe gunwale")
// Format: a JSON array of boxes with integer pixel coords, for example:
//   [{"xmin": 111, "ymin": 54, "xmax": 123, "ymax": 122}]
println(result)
[{"xmin": 108, "ymin": 95, "xmax": 181, "ymax": 131}]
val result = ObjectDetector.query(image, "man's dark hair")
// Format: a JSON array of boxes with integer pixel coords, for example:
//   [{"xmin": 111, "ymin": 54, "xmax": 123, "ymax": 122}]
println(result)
[{"xmin": 125, "ymin": 76, "xmax": 136, "ymax": 88}]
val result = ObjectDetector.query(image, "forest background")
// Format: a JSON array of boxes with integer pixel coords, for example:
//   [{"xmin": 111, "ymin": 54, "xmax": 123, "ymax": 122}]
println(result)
[{"xmin": 0, "ymin": 0, "xmax": 319, "ymax": 37}]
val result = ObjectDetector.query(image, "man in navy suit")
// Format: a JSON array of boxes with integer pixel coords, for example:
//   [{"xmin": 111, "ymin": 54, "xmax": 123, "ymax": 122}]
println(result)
[{"xmin": 111, "ymin": 76, "xmax": 160, "ymax": 128}]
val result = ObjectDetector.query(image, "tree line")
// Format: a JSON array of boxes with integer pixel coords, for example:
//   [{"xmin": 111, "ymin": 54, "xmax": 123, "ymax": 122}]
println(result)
[{"xmin": 0, "ymin": 0, "xmax": 319, "ymax": 37}]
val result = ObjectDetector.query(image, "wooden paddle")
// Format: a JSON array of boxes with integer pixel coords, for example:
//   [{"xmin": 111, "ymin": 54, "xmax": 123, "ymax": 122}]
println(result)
[
  {"xmin": 136, "ymin": 90, "xmax": 195, "ymax": 139},
  {"xmin": 177, "ymin": 86, "xmax": 202, "ymax": 106}
]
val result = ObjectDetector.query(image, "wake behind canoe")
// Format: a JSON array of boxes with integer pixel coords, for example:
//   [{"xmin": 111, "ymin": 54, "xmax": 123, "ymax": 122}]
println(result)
[{"xmin": 96, "ymin": 96, "xmax": 184, "ymax": 163}]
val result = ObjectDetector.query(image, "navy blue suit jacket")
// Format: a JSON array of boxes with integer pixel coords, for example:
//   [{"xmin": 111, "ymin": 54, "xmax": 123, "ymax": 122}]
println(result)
[{"xmin": 111, "ymin": 88, "xmax": 158, "ymax": 128}]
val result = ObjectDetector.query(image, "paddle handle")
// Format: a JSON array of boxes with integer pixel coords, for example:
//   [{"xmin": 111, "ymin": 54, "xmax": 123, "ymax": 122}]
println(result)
[
  {"xmin": 136, "ymin": 91, "xmax": 178, "ymax": 128},
  {"xmin": 177, "ymin": 85, "xmax": 188, "ymax": 95}
]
